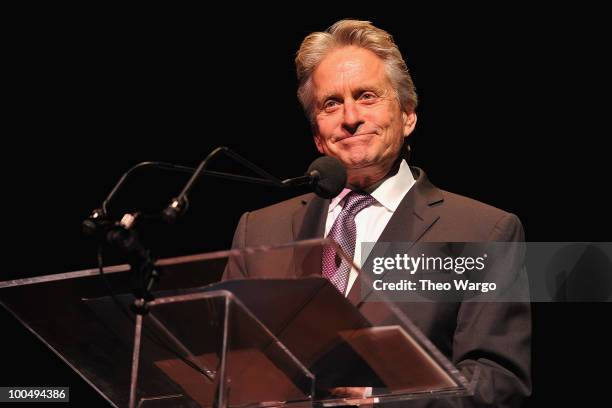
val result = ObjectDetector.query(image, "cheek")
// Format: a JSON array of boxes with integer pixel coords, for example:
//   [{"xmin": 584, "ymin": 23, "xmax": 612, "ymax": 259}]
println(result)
[
  {"xmin": 366, "ymin": 104, "xmax": 396, "ymax": 127},
  {"xmin": 315, "ymin": 117, "xmax": 338, "ymax": 140},
  {"xmin": 383, "ymin": 107, "xmax": 406, "ymax": 133}
]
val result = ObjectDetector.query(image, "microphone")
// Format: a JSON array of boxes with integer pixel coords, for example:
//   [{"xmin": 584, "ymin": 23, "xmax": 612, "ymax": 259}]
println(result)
[{"xmin": 281, "ymin": 156, "xmax": 347, "ymax": 199}]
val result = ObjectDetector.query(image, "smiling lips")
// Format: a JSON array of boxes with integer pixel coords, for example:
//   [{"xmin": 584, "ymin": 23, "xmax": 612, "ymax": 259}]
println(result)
[{"xmin": 333, "ymin": 132, "xmax": 377, "ymax": 142}]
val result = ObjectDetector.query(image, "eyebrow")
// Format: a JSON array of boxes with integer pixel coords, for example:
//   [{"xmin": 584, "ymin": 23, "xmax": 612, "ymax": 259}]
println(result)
[{"xmin": 318, "ymin": 85, "xmax": 387, "ymax": 103}]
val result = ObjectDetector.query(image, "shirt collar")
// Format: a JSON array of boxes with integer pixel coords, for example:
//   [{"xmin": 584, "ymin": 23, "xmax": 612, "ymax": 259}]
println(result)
[{"xmin": 327, "ymin": 159, "xmax": 415, "ymax": 213}]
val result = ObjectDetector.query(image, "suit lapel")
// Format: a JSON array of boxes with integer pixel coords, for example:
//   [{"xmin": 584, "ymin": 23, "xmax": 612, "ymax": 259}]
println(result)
[
  {"xmin": 347, "ymin": 167, "xmax": 444, "ymax": 304},
  {"xmin": 290, "ymin": 194, "xmax": 329, "ymax": 278}
]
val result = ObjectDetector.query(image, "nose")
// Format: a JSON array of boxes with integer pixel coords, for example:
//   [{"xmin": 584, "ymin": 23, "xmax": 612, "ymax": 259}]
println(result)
[{"xmin": 342, "ymin": 99, "xmax": 364, "ymax": 134}]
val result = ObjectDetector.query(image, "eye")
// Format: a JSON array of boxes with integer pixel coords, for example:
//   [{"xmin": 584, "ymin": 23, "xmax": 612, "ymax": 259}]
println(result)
[
  {"xmin": 359, "ymin": 92, "xmax": 378, "ymax": 103},
  {"xmin": 323, "ymin": 99, "xmax": 341, "ymax": 112}
]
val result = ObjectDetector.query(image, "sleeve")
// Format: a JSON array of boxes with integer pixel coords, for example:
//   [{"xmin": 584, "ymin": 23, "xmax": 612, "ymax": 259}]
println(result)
[
  {"xmin": 447, "ymin": 213, "xmax": 532, "ymax": 407},
  {"xmin": 393, "ymin": 213, "xmax": 531, "ymax": 408}
]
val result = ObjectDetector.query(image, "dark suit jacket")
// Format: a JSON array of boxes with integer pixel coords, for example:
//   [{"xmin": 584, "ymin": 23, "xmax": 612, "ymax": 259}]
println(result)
[{"xmin": 223, "ymin": 167, "xmax": 531, "ymax": 407}]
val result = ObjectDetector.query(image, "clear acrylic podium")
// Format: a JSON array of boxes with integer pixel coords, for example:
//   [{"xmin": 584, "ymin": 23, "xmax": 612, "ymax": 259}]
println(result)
[{"xmin": 0, "ymin": 239, "xmax": 474, "ymax": 407}]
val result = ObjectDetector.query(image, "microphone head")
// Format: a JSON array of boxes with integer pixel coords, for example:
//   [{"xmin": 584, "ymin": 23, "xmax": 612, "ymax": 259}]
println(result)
[
  {"xmin": 162, "ymin": 197, "xmax": 188, "ymax": 224},
  {"xmin": 82, "ymin": 209, "xmax": 107, "ymax": 237},
  {"xmin": 307, "ymin": 156, "xmax": 347, "ymax": 199},
  {"xmin": 162, "ymin": 206, "xmax": 179, "ymax": 224}
]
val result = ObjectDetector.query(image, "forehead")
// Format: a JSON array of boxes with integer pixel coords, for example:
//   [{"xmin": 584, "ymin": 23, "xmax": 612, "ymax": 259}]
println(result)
[{"xmin": 312, "ymin": 46, "xmax": 390, "ymax": 96}]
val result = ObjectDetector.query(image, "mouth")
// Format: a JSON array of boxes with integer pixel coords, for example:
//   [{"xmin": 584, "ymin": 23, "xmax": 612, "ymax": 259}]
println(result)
[{"xmin": 334, "ymin": 132, "xmax": 376, "ymax": 142}]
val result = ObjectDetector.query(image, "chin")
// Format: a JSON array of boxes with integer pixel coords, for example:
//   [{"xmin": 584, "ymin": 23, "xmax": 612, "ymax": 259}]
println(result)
[
  {"xmin": 337, "ymin": 149, "xmax": 374, "ymax": 167},
  {"xmin": 340, "ymin": 156, "xmax": 370, "ymax": 169},
  {"xmin": 344, "ymin": 159, "xmax": 378, "ymax": 170}
]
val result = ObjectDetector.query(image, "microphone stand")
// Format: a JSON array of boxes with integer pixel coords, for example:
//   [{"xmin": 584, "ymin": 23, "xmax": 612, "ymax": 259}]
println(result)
[{"xmin": 105, "ymin": 220, "xmax": 161, "ymax": 408}]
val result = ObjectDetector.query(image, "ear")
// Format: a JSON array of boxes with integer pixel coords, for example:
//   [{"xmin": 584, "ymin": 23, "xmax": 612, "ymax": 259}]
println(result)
[
  {"xmin": 313, "ymin": 134, "xmax": 325, "ymax": 154},
  {"xmin": 401, "ymin": 110, "xmax": 417, "ymax": 138}
]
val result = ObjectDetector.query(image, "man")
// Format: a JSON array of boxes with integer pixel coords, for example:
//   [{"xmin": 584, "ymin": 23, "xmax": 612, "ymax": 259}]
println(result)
[{"xmin": 224, "ymin": 20, "xmax": 531, "ymax": 407}]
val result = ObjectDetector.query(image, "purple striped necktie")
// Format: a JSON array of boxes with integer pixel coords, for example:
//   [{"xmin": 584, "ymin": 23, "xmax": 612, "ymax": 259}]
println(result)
[{"xmin": 322, "ymin": 191, "xmax": 377, "ymax": 294}]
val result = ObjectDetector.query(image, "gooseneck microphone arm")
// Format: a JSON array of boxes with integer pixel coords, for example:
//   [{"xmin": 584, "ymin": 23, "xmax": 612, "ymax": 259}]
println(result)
[
  {"xmin": 280, "ymin": 174, "xmax": 319, "ymax": 187},
  {"xmin": 162, "ymin": 148, "xmax": 221, "ymax": 223},
  {"xmin": 162, "ymin": 146, "xmax": 285, "ymax": 223},
  {"xmin": 103, "ymin": 162, "xmax": 195, "ymax": 215}
]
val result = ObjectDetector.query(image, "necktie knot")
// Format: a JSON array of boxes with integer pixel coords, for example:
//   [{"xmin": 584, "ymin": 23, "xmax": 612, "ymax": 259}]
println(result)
[{"xmin": 341, "ymin": 191, "xmax": 377, "ymax": 217}]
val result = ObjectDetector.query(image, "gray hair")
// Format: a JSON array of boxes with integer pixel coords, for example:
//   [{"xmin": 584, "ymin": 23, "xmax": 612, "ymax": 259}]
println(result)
[{"xmin": 296, "ymin": 19, "xmax": 418, "ymax": 125}]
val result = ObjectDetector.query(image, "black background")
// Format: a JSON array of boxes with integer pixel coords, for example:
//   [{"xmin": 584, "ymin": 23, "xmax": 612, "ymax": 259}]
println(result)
[{"xmin": 1, "ymin": 7, "xmax": 610, "ymax": 407}]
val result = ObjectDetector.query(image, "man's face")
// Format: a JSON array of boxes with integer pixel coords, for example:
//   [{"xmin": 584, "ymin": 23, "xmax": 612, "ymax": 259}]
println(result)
[{"xmin": 311, "ymin": 46, "xmax": 416, "ymax": 178}]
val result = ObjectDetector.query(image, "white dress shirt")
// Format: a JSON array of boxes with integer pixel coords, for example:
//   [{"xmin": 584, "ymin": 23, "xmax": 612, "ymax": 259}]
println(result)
[{"xmin": 324, "ymin": 160, "xmax": 416, "ymax": 296}]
